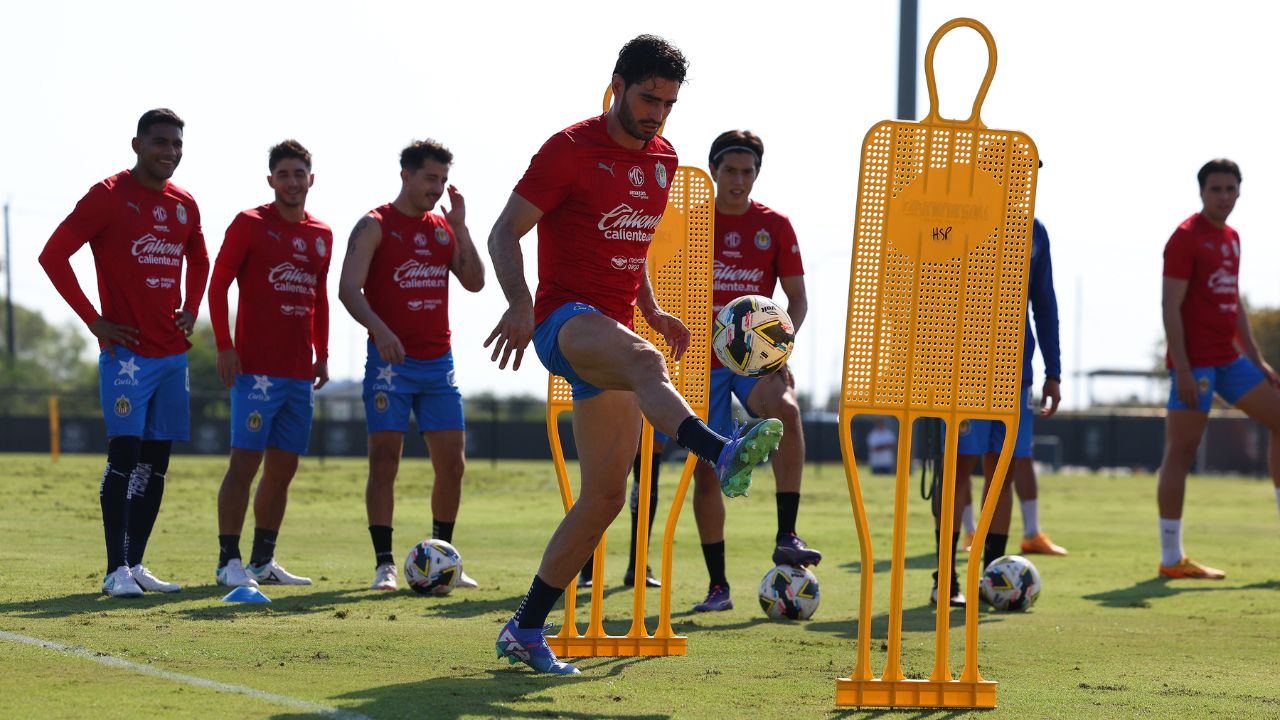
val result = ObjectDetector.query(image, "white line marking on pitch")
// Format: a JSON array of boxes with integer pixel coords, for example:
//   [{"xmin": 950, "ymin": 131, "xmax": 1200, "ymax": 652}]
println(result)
[{"xmin": 1, "ymin": 630, "xmax": 371, "ymax": 720}]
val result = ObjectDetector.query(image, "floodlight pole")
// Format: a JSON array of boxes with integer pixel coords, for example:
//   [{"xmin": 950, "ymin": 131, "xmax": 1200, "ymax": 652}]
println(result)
[
  {"xmin": 897, "ymin": 0, "xmax": 919, "ymax": 120},
  {"xmin": 4, "ymin": 200, "xmax": 13, "ymax": 361}
]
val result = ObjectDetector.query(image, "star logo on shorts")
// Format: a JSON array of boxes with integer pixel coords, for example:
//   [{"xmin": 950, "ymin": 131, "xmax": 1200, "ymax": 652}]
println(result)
[
  {"xmin": 376, "ymin": 365, "xmax": 397, "ymax": 390},
  {"xmin": 252, "ymin": 375, "xmax": 273, "ymax": 400},
  {"xmin": 118, "ymin": 357, "xmax": 140, "ymax": 383}
]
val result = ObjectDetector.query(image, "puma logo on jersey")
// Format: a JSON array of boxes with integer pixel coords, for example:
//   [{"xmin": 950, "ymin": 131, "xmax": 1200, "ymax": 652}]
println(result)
[
  {"xmin": 597, "ymin": 162, "xmax": 616, "ymax": 177},
  {"xmin": 127, "ymin": 201, "xmax": 141, "ymax": 214}
]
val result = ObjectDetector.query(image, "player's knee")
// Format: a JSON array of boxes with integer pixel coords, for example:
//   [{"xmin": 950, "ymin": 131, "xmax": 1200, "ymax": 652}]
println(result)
[
  {"xmin": 582, "ymin": 486, "xmax": 627, "ymax": 519},
  {"xmin": 628, "ymin": 343, "xmax": 669, "ymax": 382}
]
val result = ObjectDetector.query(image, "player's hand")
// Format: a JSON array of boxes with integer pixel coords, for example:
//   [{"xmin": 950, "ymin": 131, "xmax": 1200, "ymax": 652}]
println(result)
[
  {"xmin": 1260, "ymin": 361, "xmax": 1280, "ymax": 388},
  {"xmin": 1174, "ymin": 367, "xmax": 1199, "ymax": 408},
  {"xmin": 484, "ymin": 302, "xmax": 534, "ymax": 370},
  {"xmin": 779, "ymin": 363, "xmax": 796, "ymax": 391},
  {"xmin": 216, "ymin": 348, "xmax": 241, "ymax": 389},
  {"xmin": 1040, "ymin": 378, "xmax": 1061, "ymax": 418},
  {"xmin": 644, "ymin": 309, "xmax": 690, "ymax": 361},
  {"xmin": 313, "ymin": 360, "xmax": 329, "ymax": 391},
  {"xmin": 443, "ymin": 185, "xmax": 465, "ymax": 228},
  {"xmin": 174, "ymin": 309, "xmax": 196, "ymax": 336},
  {"xmin": 88, "ymin": 317, "xmax": 139, "ymax": 357},
  {"xmin": 373, "ymin": 327, "xmax": 406, "ymax": 365}
]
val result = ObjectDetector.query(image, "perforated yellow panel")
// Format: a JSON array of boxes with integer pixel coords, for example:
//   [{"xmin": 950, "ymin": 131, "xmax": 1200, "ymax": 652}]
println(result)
[
  {"xmin": 632, "ymin": 167, "xmax": 715, "ymax": 418},
  {"xmin": 843, "ymin": 127, "xmax": 1036, "ymax": 416},
  {"xmin": 836, "ymin": 18, "xmax": 1039, "ymax": 710}
]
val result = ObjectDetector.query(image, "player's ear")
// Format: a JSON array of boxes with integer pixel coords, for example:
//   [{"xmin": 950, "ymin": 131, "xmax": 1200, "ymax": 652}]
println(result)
[
  {"xmin": 609, "ymin": 74, "xmax": 626, "ymax": 105},
  {"xmin": 308, "ymin": 173, "xmax": 315, "ymax": 189},
  {"xmin": 131, "ymin": 137, "xmax": 141, "ymax": 155}
]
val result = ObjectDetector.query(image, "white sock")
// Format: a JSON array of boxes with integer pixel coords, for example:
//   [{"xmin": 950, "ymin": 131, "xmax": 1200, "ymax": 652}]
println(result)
[
  {"xmin": 1159, "ymin": 518, "xmax": 1184, "ymax": 567},
  {"xmin": 961, "ymin": 504, "xmax": 976, "ymax": 534},
  {"xmin": 1021, "ymin": 499, "xmax": 1040, "ymax": 538}
]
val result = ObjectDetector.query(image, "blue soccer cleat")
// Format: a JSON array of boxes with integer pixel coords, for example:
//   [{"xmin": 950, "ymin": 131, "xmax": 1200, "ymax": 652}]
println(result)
[
  {"xmin": 496, "ymin": 618, "xmax": 580, "ymax": 675},
  {"xmin": 692, "ymin": 584, "xmax": 734, "ymax": 612},
  {"xmin": 715, "ymin": 419, "xmax": 784, "ymax": 498}
]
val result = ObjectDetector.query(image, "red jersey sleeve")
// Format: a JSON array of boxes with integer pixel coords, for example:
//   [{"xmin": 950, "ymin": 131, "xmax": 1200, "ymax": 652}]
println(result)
[
  {"xmin": 513, "ymin": 133, "xmax": 578, "ymax": 213},
  {"xmin": 208, "ymin": 215, "xmax": 251, "ymax": 352},
  {"xmin": 38, "ymin": 183, "xmax": 112, "ymax": 326},
  {"xmin": 1163, "ymin": 227, "xmax": 1194, "ymax": 280},
  {"xmin": 182, "ymin": 203, "xmax": 210, "ymax": 317},
  {"xmin": 312, "ymin": 242, "xmax": 332, "ymax": 363},
  {"xmin": 775, "ymin": 217, "xmax": 804, "ymax": 277}
]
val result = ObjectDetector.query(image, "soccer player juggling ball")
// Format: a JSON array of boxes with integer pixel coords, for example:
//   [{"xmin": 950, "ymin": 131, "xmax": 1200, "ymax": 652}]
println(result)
[{"xmin": 485, "ymin": 35, "xmax": 783, "ymax": 675}]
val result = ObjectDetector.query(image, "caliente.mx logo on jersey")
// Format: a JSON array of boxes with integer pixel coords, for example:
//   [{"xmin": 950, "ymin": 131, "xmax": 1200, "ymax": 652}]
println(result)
[{"xmin": 598, "ymin": 204, "xmax": 662, "ymax": 242}]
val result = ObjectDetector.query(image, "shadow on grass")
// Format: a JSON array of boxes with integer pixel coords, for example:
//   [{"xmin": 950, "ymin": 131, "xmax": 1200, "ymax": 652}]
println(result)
[
  {"xmin": 1083, "ymin": 576, "xmax": 1280, "ymax": 609},
  {"xmin": 829, "ymin": 709, "xmax": 975, "ymax": 719},
  {"xmin": 840, "ymin": 552, "xmax": 946, "ymax": 575},
  {"xmin": 806, "ymin": 601, "xmax": 1003, "ymax": 641},
  {"xmin": 0, "ymin": 585, "xmax": 525, "ymax": 622},
  {"xmin": 269, "ymin": 659, "xmax": 670, "ymax": 720}
]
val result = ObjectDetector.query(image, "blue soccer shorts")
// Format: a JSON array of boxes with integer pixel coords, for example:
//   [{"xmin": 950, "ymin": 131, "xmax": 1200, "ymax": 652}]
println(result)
[
  {"xmin": 230, "ymin": 374, "xmax": 314, "ymax": 454},
  {"xmin": 98, "ymin": 347, "xmax": 189, "ymax": 441},
  {"xmin": 533, "ymin": 302, "xmax": 605, "ymax": 401},
  {"xmin": 957, "ymin": 383, "xmax": 1035, "ymax": 458},
  {"xmin": 363, "ymin": 342, "xmax": 465, "ymax": 433},
  {"xmin": 1166, "ymin": 356, "xmax": 1266, "ymax": 412}
]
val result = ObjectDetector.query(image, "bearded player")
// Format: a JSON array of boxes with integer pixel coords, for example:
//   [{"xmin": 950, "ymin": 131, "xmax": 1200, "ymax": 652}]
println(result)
[
  {"xmin": 209, "ymin": 140, "xmax": 332, "ymax": 588},
  {"xmin": 486, "ymin": 36, "xmax": 783, "ymax": 675},
  {"xmin": 39, "ymin": 108, "xmax": 209, "ymax": 597}
]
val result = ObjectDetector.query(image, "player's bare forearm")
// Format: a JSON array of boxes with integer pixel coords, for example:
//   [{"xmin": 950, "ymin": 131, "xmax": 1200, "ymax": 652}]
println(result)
[
  {"xmin": 636, "ymin": 267, "xmax": 661, "ymax": 319},
  {"xmin": 338, "ymin": 215, "xmax": 390, "ymax": 335},
  {"xmin": 450, "ymin": 224, "xmax": 486, "ymax": 293},
  {"xmin": 488, "ymin": 230, "xmax": 532, "ymax": 308},
  {"xmin": 1162, "ymin": 278, "xmax": 1191, "ymax": 371},
  {"xmin": 780, "ymin": 276, "xmax": 808, "ymax": 332}
]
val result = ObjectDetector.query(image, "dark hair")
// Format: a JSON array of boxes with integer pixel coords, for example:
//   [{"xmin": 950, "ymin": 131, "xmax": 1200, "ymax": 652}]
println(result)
[
  {"xmin": 137, "ymin": 108, "xmax": 184, "ymax": 137},
  {"xmin": 1197, "ymin": 158, "xmax": 1241, "ymax": 189},
  {"xmin": 709, "ymin": 130, "xmax": 764, "ymax": 170},
  {"xmin": 269, "ymin": 139, "xmax": 312, "ymax": 172},
  {"xmin": 613, "ymin": 34, "xmax": 688, "ymax": 88},
  {"xmin": 400, "ymin": 139, "xmax": 453, "ymax": 171}
]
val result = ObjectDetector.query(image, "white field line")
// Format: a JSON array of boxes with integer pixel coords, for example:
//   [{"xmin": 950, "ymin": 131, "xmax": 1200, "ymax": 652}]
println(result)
[{"xmin": 0, "ymin": 630, "xmax": 372, "ymax": 720}]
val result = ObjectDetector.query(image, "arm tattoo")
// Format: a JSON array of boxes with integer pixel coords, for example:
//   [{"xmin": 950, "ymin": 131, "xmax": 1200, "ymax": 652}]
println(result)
[{"xmin": 346, "ymin": 216, "xmax": 371, "ymax": 256}]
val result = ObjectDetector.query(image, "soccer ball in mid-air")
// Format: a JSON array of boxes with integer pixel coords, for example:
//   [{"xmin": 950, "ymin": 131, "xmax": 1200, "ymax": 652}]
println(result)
[
  {"xmin": 712, "ymin": 295, "xmax": 795, "ymax": 377},
  {"xmin": 979, "ymin": 554, "xmax": 1041, "ymax": 611},
  {"xmin": 404, "ymin": 539, "xmax": 462, "ymax": 595},
  {"xmin": 758, "ymin": 564, "xmax": 820, "ymax": 619}
]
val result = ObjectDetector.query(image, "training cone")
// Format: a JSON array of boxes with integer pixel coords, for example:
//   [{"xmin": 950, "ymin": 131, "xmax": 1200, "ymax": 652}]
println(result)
[{"xmin": 221, "ymin": 586, "xmax": 271, "ymax": 603}]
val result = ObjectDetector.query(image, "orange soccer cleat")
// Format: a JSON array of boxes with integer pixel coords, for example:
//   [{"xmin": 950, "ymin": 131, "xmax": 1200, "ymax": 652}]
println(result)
[
  {"xmin": 1158, "ymin": 557, "xmax": 1226, "ymax": 580},
  {"xmin": 1020, "ymin": 532, "xmax": 1068, "ymax": 556}
]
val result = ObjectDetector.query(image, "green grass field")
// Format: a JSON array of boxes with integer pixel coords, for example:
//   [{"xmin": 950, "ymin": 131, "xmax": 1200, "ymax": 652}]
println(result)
[{"xmin": 1, "ymin": 453, "xmax": 1278, "ymax": 719}]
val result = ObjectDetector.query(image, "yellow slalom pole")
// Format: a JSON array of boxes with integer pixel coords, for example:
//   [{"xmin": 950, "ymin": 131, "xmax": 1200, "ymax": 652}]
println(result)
[
  {"xmin": 49, "ymin": 394, "xmax": 60, "ymax": 463},
  {"xmin": 626, "ymin": 421, "xmax": 655, "ymax": 638}
]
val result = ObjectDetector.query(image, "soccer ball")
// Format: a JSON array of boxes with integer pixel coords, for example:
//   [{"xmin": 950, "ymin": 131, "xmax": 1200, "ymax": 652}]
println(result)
[
  {"xmin": 712, "ymin": 295, "xmax": 795, "ymax": 377},
  {"xmin": 979, "ymin": 554, "xmax": 1041, "ymax": 611},
  {"xmin": 403, "ymin": 539, "xmax": 462, "ymax": 595},
  {"xmin": 758, "ymin": 564, "xmax": 820, "ymax": 619}
]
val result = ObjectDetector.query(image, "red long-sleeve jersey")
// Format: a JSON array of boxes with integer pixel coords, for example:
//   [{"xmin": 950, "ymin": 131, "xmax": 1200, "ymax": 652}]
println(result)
[
  {"xmin": 208, "ymin": 203, "xmax": 332, "ymax": 379},
  {"xmin": 39, "ymin": 170, "xmax": 209, "ymax": 357}
]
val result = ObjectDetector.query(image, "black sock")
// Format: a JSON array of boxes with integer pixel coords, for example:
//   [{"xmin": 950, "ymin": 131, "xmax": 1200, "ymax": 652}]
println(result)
[
  {"xmin": 933, "ymin": 528, "xmax": 960, "ymax": 587},
  {"xmin": 369, "ymin": 525, "xmax": 394, "ymax": 568},
  {"xmin": 431, "ymin": 520, "xmax": 455, "ymax": 544},
  {"xmin": 218, "ymin": 535, "xmax": 241, "ymax": 568},
  {"xmin": 675, "ymin": 417, "xmax": 727, "ymax": 466},
  {"xmin": 775, "ymin": 492, "xmax": 800, "ymax": 538},
  {"xmin": 628, "ymin": 453, "xmax": 661, "ymax": 570},
  {"xmin": 514, "ymin": 575, "xmax": 565, "ymax": 630},
  {"xmin": 984, "ymin": 533, "xmax": 1009, "ymax": 572},
  {"xmin": 125, "ymin": 440, "xmax": 170, "ymax": 566},
  {"xmin": 249, "ymin": 528, "xmax": 279, "ymax": 567},
  {"xmin": 701, "ymin": 540, "xmax": 728, "ymax": 589},
  {"xmin": 102, "ymin": 437, "xmax": 141, "ymax": 575}
]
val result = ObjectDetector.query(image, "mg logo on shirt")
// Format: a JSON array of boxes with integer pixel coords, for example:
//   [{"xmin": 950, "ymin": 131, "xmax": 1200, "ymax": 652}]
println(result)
[
  {"xmin": 724, "ymin": 231, "xmax": 741, "ymax": 248},
  {"xmin": 292, "ymin": 237, "xmax": 307, "ymax": 253},
  {"xmin": 628, "ymin": 166, "xmax": 645, "ymax": 187},
  {"xmin": 152, "ymin": 206, "xmax": 167, "ymax": 222},
  {"xmin": 414, "ymin": 233, "xmax": 428, "ymax": 247}
]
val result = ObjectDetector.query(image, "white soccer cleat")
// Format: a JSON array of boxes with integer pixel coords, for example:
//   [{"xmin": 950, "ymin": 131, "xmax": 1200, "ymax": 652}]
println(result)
[
  {"xmin": 247, "ymin": 559, "xmax": 312, "ymax": 586},
  {"xmin": 130, "ymin": 564, "xmax": 181, "ymax": 593},
  {"xmin": 101, "ymin": 566, "xmax": 144, "ymax": 598},
  {"xmin": 371, "ymin": 562, "xmax": 398, "ymax": 591},
  {"xmin": 216, "ymin": 558, "xmax": 260, "ymax": 588},
  {"xmin": 456, "ymin": 568, "xmax": 479, "ymax": 589}
]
